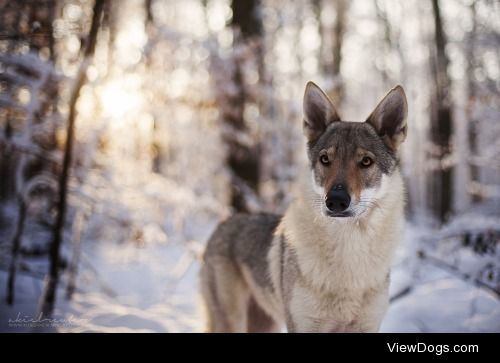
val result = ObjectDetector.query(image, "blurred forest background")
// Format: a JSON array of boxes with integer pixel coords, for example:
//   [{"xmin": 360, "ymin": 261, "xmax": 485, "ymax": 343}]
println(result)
[{"xmin": 0, "ymin": 0, "xmax": 499, "ymax": 332}]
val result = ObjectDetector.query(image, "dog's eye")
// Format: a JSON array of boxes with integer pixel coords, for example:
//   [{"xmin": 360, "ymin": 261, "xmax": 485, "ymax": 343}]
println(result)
[
  {"xmin": 360, "ymin": 156, "xmax": 373, "ymax": 167},
  {"xmin": 319, "ymin": 154, "xmax": 330, "ymax": 166}
]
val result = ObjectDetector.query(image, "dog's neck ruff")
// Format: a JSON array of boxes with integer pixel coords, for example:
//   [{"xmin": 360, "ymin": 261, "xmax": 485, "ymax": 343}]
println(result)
[{"xmin": 281, "ymin": 171, "xmax": 405, "ymax": 293}]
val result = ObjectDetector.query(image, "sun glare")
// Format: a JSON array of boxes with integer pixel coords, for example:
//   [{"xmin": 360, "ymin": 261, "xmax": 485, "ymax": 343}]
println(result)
[{"xmin": 100, "ymin": 79, "xmax": 143, "ymax": 120}]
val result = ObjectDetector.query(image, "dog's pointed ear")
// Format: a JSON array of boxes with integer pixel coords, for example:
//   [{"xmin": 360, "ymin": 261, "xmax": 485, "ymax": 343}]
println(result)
[
  {"xmin": 366, "ymin": 85, "xmax": 408, "ymax": 151},
  {"xmin": 303, "ymin": 81, "xmax": 341, "ymax": 143}
]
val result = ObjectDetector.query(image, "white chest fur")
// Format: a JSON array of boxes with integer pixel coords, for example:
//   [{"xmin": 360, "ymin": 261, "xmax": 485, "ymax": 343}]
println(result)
[{"xmin": 283, "ymin": 172, "xmax": 405, "ymax": 294}]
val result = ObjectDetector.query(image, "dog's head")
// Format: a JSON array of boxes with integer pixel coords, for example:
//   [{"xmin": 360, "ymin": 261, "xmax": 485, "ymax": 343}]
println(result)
[{"xmin": 303, "ymin": 82, "xmax": 408, "ymax": 218}]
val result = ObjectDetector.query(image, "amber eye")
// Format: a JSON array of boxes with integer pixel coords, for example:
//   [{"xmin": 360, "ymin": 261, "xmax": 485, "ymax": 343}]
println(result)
[
  {"xmin": 319, "ymin": 154, "xmax": 330, "ymax": 166},
  {"xmin": 360, "ymin": 156, "xmax": 373, "ymax": 167}
]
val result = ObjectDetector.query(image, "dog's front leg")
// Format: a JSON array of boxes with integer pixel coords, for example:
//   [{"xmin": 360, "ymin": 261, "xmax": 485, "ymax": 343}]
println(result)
[
  {"xmin": 285, "ymin": 312, "xmax": 348, "ymax": 333},
  {"xmin": 284, "ymin": 314, "xmax": 320, "ymax": 333},
  {"xmin": 350, "ymin": 287, "xmax": 390, "ymax": 333},
  {"xmin": 285, "ymin": 284, "xmax": 366, "ymax": 333},
  {"xmin": 284, "ymin": 286, "xmax": 330, "ymax": 333}
]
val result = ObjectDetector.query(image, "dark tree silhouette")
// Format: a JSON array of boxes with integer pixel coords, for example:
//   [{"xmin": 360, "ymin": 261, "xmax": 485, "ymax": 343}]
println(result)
[
  {"xmin": 40, "ymin": 0, "xmax": 106, "ymax": 317},
  {"xmin": 313, "ymin": 0, "xmax": 348, "ymax": 105},
  {"xmin": 428, "ymin": 0, "xmax": 453, "ymax": 223},
  {"xmin": 2, "ymin": 0, "xmax": 59, "ymax": 305},
  {"xmin": 218, "ymin": 0, "xmax": 263, "ymax": 212},
  {"xmin": 465, "ymin": 1, "xmax": 481, "ymax": 203}
]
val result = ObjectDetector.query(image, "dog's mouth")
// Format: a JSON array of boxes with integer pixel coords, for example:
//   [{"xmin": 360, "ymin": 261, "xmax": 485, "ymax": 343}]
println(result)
[
  {"xmin": 323, "ymin": 205, "xmax": 372, "ymax": 219},
  {"xmin": 324, "ymin": 210, "xmax": 354, "ymax": 218}
]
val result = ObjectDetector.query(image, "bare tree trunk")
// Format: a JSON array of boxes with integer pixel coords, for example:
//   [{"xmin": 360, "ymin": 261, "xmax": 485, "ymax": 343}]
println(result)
[
  {"xmin": 331, "ymin": 0, "xmax": 347, "ymax": 104},
  {"xmin": 6, "ymin": 197, "xmax": 26, "ymax": 305},
  {"xmin": 223, "ymin": 0, "xmax": 262, "ymax": 212},
  {"xmin": 103, "ymin": 0, "xmax": 118, "ymax": 79},
  {"xmin": 231, "ymin": 0, "xmax": 262, "ymax": 39},
  {"xmin": 145, "ymin": 0, "xmax": 154, "ymax": 24},
  {"xmin": 312, "ymin": 0, "xmax": 326, "ymax": 74},
  {"xmin": 144, "ymin": 0, "xmax": 162, "ymax": 174},
  {"xmin": 466, "ymin": 1, "xmax": 481, "ymax": 203},
  {"xmin": 312, "ymin": 0, "xmax": 348, "ymax": 105},
  {"xmin": 65, "ymin": 210, "xmax": 86, "ymax": 300},
  {"xmin": 0, "ymin": 109, "xmax": 17, "ymax": 203},
  {"xmin": 374, "ymin": 0, "xmax": 392, "ymax": 87},
  {"xmin": 2, "ymin": 0, "xmax": 59, "ymax": 304},
  {"xmin": 428, "ymin": 0, "xmax": 453, "ymax": 223},
  {"xmin": 40, "ymin": 0, "xmax": 106, "ymax": 317}
]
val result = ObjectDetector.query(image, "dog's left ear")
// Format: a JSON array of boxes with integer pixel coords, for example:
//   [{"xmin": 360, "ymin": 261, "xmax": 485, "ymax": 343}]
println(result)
[{"xmin": 366, "ymin": 85, "xmax": 408, "ymax": 151}]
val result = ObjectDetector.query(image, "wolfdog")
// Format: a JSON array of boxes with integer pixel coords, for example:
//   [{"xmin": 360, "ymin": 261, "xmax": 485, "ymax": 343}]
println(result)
[{"xmin": 200, "ymin": 82, "xmax": 408, "ymax": 332}]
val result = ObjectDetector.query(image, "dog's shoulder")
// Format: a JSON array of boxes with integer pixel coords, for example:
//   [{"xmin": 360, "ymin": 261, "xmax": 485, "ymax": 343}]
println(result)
[{"xmin": 204, "ymin": 212, "xmax": 281, "ymax": 259}]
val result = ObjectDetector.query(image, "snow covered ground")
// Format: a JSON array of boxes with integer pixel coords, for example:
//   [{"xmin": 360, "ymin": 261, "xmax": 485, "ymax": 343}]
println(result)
[
  {"xmin": 1, "ymin": 220, "xmax": 499, "ymax": 333},
  {"xmin": 381, "ymin": 225, "xmax": 500, "ymax": 332},
  {"xmin": 0, "ymin": 236, "xmax": 205, "ymax": 333}
]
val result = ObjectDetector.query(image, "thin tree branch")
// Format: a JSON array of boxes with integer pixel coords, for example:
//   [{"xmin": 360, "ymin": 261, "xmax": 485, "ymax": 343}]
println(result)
[
  {"xmin": 418, "ymin": 251, "xmax": 500, "ymax": 298},
  {"xmin": 39, "ymin": 0, "xmax": 106, "ymax": 317}
]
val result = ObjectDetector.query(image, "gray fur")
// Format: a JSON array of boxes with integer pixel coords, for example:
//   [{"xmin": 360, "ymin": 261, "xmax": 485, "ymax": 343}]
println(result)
[
  {"xmin": 308, "ymin": 122, "xmax": 396, "ymax": 174},
  {"xmin": 205, "ymin": 213, "xmax": 280, "ymax": 289}
]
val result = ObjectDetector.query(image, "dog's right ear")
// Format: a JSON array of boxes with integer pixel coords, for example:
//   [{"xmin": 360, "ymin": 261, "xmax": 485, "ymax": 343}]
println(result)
[{"xmin": 303, "ymin": 81, "xmax": 341, "ymax": 143}]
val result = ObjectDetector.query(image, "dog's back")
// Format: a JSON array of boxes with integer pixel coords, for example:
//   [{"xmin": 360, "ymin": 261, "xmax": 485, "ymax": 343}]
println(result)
[{"xmin": 201, "ymin": 213, "xmax": 282, "ymax": 332}]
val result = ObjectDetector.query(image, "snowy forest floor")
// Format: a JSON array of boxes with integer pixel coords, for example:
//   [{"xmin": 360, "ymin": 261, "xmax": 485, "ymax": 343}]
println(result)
[{"xmin": 1, "ymin": 221, "xmax": 499, "ymax": 333}]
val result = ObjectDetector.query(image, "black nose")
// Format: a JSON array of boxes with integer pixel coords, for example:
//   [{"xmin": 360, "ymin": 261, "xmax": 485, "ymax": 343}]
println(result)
[{"xmin": 325, "ymin": 184, "xmax": 351, "ymax": 213}]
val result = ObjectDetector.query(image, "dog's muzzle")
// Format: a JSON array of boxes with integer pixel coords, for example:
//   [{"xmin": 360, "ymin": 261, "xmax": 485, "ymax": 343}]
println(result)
[{"xmin": 325, "ymin": 184, "xmax": 351, "ymax": 216}]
